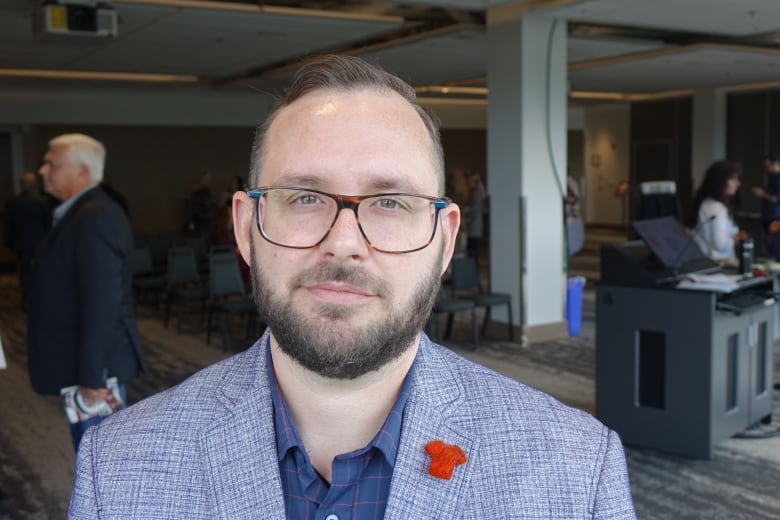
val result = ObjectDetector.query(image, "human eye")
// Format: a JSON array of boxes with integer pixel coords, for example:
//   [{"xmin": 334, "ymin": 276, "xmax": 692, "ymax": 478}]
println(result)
[
  {"xmin": 293, "ymin": 192, "xmax": 321, "ymax": 205},
  {"xmin": 283, "ymin": 190, "xmax": 326, "ymax": 207},
  {"xmin": 371, "ymin": 195, "xmax": 410, "ymax": 212}
]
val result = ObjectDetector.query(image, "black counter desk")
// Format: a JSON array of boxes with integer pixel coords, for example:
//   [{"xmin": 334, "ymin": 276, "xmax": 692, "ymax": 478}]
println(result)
[{"xmin": 596, "ymin": 242, "xmax": 776, "ymax": 459}]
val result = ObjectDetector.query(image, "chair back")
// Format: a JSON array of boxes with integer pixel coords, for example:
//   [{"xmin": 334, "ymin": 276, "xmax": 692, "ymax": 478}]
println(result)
[
  {"xmin": 209, "ymin": 244, "xmax": 235, "ymax": 255},
  {"xmin": 176, "ymin": 235, "xmax": 208, "ymax": 263},
  {"xmin": 149, "ymin": 236, "xmax": 173, "ymax": 272},
  {"xmin": 209, "ymin": 251, "xmax": 247, "ymax": 299},
  {"xmin": 167, "ymin": 246, "xmax": 200, "ymax": 287},
  {"xmin": 450, "ymin": 256, "xmax": 481, "ymax": 293},
  {"xmin": 131, "ymin": 247, "xmax": 154, "ymax": 277}
]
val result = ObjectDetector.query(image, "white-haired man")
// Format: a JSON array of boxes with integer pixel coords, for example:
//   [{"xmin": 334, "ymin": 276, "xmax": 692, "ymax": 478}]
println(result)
[{"xmin": 28, "ymin": 133, "xmax": 145, "ymax": 451}]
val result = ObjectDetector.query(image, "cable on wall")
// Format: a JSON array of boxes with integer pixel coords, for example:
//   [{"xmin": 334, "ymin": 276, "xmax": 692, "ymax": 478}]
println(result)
[{"xmin": 544, "ymin": 17, "xmax": 572, "ymax": 268}]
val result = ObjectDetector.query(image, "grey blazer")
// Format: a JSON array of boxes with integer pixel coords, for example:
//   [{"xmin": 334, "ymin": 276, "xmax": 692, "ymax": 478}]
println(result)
[{"xmin": 69, "ymin": 332, "xmax": 635, "ymax": 519}]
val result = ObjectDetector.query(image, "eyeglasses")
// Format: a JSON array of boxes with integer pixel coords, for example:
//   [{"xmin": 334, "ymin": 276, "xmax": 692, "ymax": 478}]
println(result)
[{"xmin": 247, "ymin": 187, "xmax": 450, "ymax": 254}]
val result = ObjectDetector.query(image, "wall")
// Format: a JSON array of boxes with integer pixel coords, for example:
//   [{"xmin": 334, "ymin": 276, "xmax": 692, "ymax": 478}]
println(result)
[
  {"xmin": 0, "ymin": 84, "xmax": 273, "ymax": 128},
  {"xmin": 583, "ymin": 105, "xmax": 630, "ymax": 226}
]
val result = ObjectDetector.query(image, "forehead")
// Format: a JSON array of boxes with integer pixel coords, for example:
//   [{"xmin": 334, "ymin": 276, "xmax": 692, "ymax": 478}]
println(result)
[
  {"xmin": 45, "ymin": 144, "xmax": 69, "ymax": 160},
  {"xmin": 259, "ymin": 88, "xmax": 437, "ymax": 194}
]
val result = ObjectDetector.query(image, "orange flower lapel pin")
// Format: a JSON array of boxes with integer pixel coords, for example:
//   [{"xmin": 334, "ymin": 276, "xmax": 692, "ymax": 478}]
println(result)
[{"xmin": 424, "ymin": 440, "xmax": 467, "ymax": 480}]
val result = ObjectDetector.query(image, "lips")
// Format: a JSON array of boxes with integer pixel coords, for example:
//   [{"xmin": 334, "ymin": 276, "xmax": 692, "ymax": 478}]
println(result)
[{"xmin": 305, "ymin": 281, "xmax": 374, "ymax": 304}]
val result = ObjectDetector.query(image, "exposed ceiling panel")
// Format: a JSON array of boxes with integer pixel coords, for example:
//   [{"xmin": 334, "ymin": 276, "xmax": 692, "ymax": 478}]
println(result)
[
  {"xmin": 3, "ymin": 0, "xmax": 780, "ymax": 98},
  {"xmin": 537, "ymin": 0, "xmax": 780, "ymax": 37},
  {"xmin": 568, "ymin": 35, "xmax": 670, "ymax": 64},
  {"xmin": 570, "ymin": 45, "xmax": 780, "ymax": 93},
  {"xmin": 357, "ymin": 26, "xmax": 486, "ymax": 86},
  {"xmin": 1, "ymin": 1, "xmax": 416, "ymax": 78}
]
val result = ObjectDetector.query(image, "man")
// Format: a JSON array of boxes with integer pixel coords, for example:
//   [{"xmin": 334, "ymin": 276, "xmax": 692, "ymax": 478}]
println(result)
[
  {"xmin": 751, "ymin": 153, "xmax": 780, "ymax": 232},
  {"xmin": 70, "ymin": 56, "xmax": 635, "ymax": 518},
  {"xmin": 27, "ymin": 133, "xmax": 144, "ymax": 451},
  {"xmin": 3, "ymin": 171, "xmax": 52, "ymax": 304}
]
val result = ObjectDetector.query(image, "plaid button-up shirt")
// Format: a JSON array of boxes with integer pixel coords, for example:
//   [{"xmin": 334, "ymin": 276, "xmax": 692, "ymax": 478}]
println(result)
[{"xmin": 268, "ymin": 349, "xmax": 413, "ymax": 520}]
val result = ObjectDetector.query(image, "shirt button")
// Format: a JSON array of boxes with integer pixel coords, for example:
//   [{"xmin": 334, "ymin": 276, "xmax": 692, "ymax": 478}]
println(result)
[{"xmin": 325, "ymin": 515, "xmax": 339, "ymax": 520}]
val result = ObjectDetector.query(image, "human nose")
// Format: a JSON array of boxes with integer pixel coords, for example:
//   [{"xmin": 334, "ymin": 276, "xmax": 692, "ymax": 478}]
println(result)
[{"xmin": 319, "ymin": 206, "xmax": 370, "ymax": 258}]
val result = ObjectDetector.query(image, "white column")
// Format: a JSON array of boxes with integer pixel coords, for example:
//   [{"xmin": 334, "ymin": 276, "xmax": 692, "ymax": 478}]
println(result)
[
  {"xmin": 691, "ymin": 90, "xmax": 726, "ymax": 189},
  {"xmin": 486, "ymin": 7, "xmax": 568, "ymax": 343}
]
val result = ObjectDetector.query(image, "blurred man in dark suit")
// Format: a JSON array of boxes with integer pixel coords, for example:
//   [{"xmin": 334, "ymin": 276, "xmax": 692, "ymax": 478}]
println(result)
[
  {"xmin": 27, "ymin": 133, "xmax": 145, "ymax": 451},
  {"xmin": 3, "ymin": 171, "xmax": 52, "ymax": 304}
]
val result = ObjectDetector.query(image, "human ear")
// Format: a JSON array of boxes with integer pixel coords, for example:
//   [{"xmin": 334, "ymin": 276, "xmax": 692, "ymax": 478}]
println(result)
[
  {"xmin": 232, "ymin": 191, "xmax": 254, "ymax": 265},
  {"xmin": 438, "ymin": 203, "xmax": 461, "ymax": 276}
]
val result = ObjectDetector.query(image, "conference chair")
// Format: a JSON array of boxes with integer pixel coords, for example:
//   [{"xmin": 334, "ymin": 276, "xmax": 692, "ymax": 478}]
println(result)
[
  {"xmin": 428, "ymin": 288, "xmax": 479, "ymax": 350},
  {"xmin": 175, "ymin": 234, "xmax": 209, "ymax": 272},
  {"xmin": 450, "ymin": 256, "xmax": 514, "ymax": 341},
  {"xmin": 206, "ymin": 249, "xmax": 257, "ymax": 351},
  {"xmin": 131, "ymin": 245, "xmax": 166, "ymax": 308},
  {"xmin": 164, "ymin": 246, "xmax": 208, "ymax": 332}
]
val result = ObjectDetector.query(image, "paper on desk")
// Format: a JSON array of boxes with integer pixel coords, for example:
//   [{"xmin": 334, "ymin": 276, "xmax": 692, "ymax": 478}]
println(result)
[
  {"xmin": 676, "ymin": 272, "xmax": 743, "ymax": 293},
  {"xmin": 0, "ymin": 334, "xmax": 6, "ymax": 370}
]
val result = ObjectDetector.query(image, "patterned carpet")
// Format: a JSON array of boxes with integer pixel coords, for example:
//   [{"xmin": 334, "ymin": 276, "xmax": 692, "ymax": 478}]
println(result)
[{"xmin": 0, "ymin": 227, "xmax": 779, "ymax": 518}]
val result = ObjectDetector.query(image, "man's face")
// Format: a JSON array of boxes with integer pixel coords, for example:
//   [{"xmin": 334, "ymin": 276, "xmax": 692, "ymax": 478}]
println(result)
[
  {"xmin": 38, "ymin": 145, "xmax": 83, "ymax": 201},
  {"xmin": 233, "ymin": 88, "xmax": 460, "ymax": 379}
]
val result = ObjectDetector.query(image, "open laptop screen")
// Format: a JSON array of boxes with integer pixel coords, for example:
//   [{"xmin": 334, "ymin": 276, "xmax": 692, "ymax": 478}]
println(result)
[{"xmin": 631, "ymin": 216, "xmax": 717, "ymax": 270}]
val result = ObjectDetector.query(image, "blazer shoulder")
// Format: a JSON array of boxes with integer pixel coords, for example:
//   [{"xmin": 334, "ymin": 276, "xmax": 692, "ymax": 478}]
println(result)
[
  {"xmin": 95, "ymin": 341, "xmax": 265, "ymax": 439},
  {"xmin": 77, "ymin": 188, "xmax": 127, "ymax": 221},
  {"xmin": 408, "ymin": 340, "xmax": 633, "ymax": 518},
  {"xmin": 422, "ymin": 340, "xmax": 606, "ymax": 439}
]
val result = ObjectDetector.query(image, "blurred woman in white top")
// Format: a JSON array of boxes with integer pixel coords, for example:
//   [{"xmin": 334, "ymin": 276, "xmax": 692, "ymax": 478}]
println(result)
[{"xmin": 692, "ymin": 160, "xmax": 748, "ymax": 260}]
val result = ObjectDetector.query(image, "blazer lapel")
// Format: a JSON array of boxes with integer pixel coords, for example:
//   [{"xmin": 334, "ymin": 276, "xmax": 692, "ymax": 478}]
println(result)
[
  {"xmin": 201, "ymin": 337, "xmax": 287, "ymax": 519},
  {"xmin": 200, "ymin": 334, "xmax": 477, "ymax": 519},
  {"xmin": 385, "ymin": 338, "xmax": 477, "ymax": 518}
]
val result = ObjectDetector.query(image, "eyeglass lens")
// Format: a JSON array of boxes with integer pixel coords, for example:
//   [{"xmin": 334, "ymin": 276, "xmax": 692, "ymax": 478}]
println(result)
[{"xmin": 258, "ymin": 188, "xmax": 439, "ymax": 252}]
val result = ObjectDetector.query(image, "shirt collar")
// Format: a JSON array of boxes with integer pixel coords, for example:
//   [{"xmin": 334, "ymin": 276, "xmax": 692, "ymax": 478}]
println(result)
[
  {"xmin": 52, "ymin": 183, "xmax": 98, "ymax": 225},
  {"xmin": 267, "ymin": 337, "xmax": 416, "ymax": 467}
]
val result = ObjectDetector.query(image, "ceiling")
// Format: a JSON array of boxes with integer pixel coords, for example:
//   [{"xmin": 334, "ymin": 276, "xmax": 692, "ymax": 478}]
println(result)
[{"xmin": 3, "ymin": 0, "xmax": 780, "ymax": 103}]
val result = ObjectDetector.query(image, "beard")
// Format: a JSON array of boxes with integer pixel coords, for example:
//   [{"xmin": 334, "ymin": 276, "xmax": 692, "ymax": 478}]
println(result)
[{"xmin": 250, "ymin": 237, "xmax": 443, "ymax": 379}]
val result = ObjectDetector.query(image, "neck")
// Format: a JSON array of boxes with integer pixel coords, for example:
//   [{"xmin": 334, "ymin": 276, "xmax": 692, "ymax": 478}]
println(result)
[
  {"xmin": 269, "ymin": 334, "xmax": 418, "ymax": 482},
  {"xmin": 61, "ymin": 180, "xmax": 95, "ymax": 202}
]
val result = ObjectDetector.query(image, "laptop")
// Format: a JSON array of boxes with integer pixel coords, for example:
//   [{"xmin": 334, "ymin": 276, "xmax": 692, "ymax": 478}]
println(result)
[{"xmin": 632, "ymin": 216, "xmax": 720, "ymax": 277}]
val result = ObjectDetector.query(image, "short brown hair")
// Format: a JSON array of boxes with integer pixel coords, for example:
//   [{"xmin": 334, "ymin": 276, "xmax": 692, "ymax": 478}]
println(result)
[{"xmin": 248, "ymin": 55, "xmax": 444, "ymax": 194}]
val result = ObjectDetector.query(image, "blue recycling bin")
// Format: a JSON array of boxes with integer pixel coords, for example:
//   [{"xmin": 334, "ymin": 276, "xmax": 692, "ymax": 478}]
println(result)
[{"xmin": 566, "ymin": 276, "xmax": 585, "ymax": 336}]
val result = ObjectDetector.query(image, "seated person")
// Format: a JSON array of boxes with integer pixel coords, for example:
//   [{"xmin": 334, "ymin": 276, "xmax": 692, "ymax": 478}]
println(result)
[{"xmin": 692, "ymin": 160, "xmax": 749, "ymax": 261}]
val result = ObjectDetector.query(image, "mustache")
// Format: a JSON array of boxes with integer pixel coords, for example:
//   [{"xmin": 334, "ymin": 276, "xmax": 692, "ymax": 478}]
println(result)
[{"xmin": 291, "ymin": 262, "xmax": 388, "ymax": 296}]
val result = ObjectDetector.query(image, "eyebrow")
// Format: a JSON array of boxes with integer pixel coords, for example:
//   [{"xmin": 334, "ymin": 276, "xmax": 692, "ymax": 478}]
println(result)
[{"xmin": 271, "ymin": 172, "xmax": 425, "ymax": 194}]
